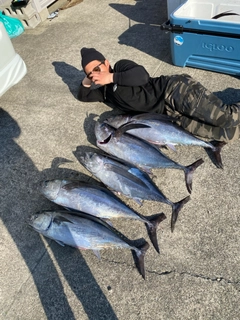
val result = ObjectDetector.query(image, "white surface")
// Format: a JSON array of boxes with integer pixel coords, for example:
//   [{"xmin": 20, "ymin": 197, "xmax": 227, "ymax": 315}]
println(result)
[
  {"xmin": 32, "ymin": 0, "xmax": 56, "ymax": 12},
  {"xmin": 0, "ymin": 22, "xmax": 27, "ymax": 97},
  {"xmin": 173, "ymin": 0, "xmax": 240, "ymax": 22},
  {"xmin": 167, "ymin": 0, "xmax": 187, "ymax": 18}
]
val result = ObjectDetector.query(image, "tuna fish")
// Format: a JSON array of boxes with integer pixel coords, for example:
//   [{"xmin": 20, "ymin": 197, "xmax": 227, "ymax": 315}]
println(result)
[
  {"xmin": 95, "ymin": 121, "xmax": 204, "ymax": 194},
  {"xmin": 28, "ymin": 210, "xmax": 150, "ymax": 279},
  {"xmin": 40, "ymin": 179, "xmax": 166, "ymax": 253},
  {"xmin": 78, "ymin": 151, "xmax": 190, "ymax": 232},
  {"xmin": 104, "ymin": 113, "xmax": 225, "ymax": 169}
]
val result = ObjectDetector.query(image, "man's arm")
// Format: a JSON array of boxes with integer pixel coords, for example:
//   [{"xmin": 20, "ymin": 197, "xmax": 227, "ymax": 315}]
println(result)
[
  {"xmin": 88, "ymin": 59, "xmax": 149, "ymax": 87},
  {"xmin": 77, "ymin": 59, "xmax": 149, "ymax": 101},
  {"xmin": 77, "ymin": 82, "xmax": 105, "ymax": 102},
  {"xmin": 113, "ymin": 59, "xmax": 150, "ymax": 86}
]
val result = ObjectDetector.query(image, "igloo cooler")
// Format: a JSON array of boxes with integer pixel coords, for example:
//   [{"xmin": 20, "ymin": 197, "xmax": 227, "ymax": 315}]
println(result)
[{"xmin": 161, "ymin": 0, "xmax": 240, "ymax": 75}]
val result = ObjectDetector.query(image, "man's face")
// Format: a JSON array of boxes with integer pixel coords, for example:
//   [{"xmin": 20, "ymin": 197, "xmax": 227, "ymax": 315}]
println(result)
[{"xmin": 84, "ymin": 60, "xmax": 108, "ymax": 79}]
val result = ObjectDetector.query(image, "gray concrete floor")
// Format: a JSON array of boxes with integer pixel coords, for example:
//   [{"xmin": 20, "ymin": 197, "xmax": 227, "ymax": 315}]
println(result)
[{"xmin": 1, "ymin": 0, "xmax": 240, "ymax": 319}]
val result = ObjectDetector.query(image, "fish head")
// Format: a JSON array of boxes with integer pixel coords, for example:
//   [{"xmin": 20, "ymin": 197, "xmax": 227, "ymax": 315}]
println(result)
[
  {"xmin": 28, "ymin": 211, "xmax": 53, "ymax": 231},
  {"xmin": 94, "ymin": 121, "xmax": 115, "ymax": 142},
  {"xmin": 40, "ymin": 179, "xmax": 63, "ymax": 200},
  {"xmin": 78, "ymin": 152, "xmax": 103, "ymax": 174},
  {"xmin": 104, "ymin": 114, "xmax": 132, "ymax": 128}
]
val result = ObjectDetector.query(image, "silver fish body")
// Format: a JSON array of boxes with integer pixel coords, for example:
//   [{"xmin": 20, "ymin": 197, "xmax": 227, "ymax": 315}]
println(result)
[
  {"xmin": 28, "ymin": 210, "xmax": 149, "ymax": 279},
  {"xmin": 78, "ymin": 152, "xmax": 169, "ymax": 203},
  {"xmin": 95, "ymin": 121, "xmax": 180, "ymax": 172},
  {"xmin": 41, "ymin": 179, "xmax": 147, "ymax": 220},
  {"xmin": 40, "ymin": 179, "xmax": 166, "ymax": 253},
  {"xmin": 95, "ymin": 121, "xmax": 204, "ymax": 193},
  {"xmin": 104, "ymin": 113, "xmax": 212, "ymax": 148},
  {"xmin": 78, "ymin": 152, "xmax": 190, "ymax": 232},
  {"xmin": 104, "ymin": 113, "xmax": 224, "ymax": 168}
]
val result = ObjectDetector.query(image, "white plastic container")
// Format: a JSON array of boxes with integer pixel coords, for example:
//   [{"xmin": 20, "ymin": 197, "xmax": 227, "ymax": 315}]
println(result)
[
  {"xmin": 173, "ymin": 0, "xmax": 240, "ymax": 21},
  {"xmin": 0, "ymin": 21, "xmax": 27, "ymax": 97},
  {"xmin": 167, "ymin": 0, "xmax": 187, "ymax": 18}
]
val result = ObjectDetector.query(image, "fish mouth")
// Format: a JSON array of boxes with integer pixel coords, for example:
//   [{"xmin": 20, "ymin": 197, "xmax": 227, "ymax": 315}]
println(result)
[
  {"xmin": 78, "ymin": 152, "xmax": 93, "ymax": 165},
  {"xmin": 26, "ymin": 215, "xmax": 35, "ymax": 227},
  {"xmin": 98, "ymin": 134, "xmax": 112, "ymax": 144},
  {"xmin": 26, "ymin": 212, "xmax": 41, "ymax": 228}
]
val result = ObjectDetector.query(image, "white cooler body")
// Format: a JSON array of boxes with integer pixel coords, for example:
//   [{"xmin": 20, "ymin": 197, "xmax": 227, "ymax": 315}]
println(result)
[
  {"xmin": 0, "ymin": 21, "xmax": 27, "ymax": 97},
  {"xmin": 167, "ymin": 0, "xmax": 187, "ymax": 18}
]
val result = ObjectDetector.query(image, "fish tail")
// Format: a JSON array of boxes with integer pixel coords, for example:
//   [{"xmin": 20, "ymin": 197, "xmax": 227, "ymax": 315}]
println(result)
[
  {"xmin": 171, "ymin": 196, "xmax": 190, "ymax": 232},
  {"xmin": 146, "ymin": 213, "xmax": 166, "ymax": 253},
  {"xmin": 210, "ymin": 141, "xmax": 226, "ymax": 169},
  {"xmin": 184, "ymin": 158, "xmax": 204, "ymax": 193},
  {"xmin": 135, "ymin": 241, "xmax": 150, "ymax": 279}
]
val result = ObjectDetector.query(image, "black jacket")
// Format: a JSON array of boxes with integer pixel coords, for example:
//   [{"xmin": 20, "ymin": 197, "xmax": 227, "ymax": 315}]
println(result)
[{"xmin": 78, "ymin": 59, "xmax": 169, "ymax": 114}]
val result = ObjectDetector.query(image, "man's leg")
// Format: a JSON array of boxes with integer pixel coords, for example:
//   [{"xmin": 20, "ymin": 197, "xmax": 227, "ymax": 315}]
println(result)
[
  {"xmin": 164, "ymin": 74, "xmax": 240, "ymax": 129},
  {"xmin": 175, "ymin": 115, "xmax": 239, "ymax": 142}
]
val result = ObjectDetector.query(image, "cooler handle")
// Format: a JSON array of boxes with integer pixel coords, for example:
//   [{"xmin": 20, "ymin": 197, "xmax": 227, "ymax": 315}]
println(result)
[
  {"xmin": 160, "ymin": 19, "xmax": 240, "ymax": 39},
  {"xmin": 160, "ymin": 20, "xmax": 183, "ymax": 33},
  {"xmin": 212, "ymin": 10, "xmax": 240, "ymax": 19}
]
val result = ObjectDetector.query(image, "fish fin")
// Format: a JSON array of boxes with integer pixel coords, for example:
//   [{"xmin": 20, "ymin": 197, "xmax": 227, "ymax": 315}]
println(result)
[
  {"xmin": 134, "ymin": 198, "xmax": 144, "ymax": 206},
  {"xmin": 104, "ymin": 153, "xmax": 153, "ymax": 176},
  {"xmin": 184, "ymin": 158, "xmax": 204, "ymax": 193},
  {"xmin": 62, "ymin": 181, "xmax": 85, "ymax": 191},
  {"xmin": 142, "ymin": 166, "xmax": 153, "ymax": 175},
  {"xmin": 63, "ymin": 207, "xmax": 72, "ymax": 211},
  {"xmin": 166, "ymin": 143, "xmax": 176, "ymax": 151},
  {"xmin": 55, "ymin": 240, "xmax": 65, "ymax": 246},
  {"xmin": 93, "ymin": 250, "xmax": 101, "ymax": 260},
  {"xmin": 102, "ymin": 153, "xmax": 130, "ymax": 165},
  {"xmin": 128, "ymin": 167, "xmax": 147, "ymax": 177},
  {"xmin": 135, "ymin": 241, "xmax": 150, "ymax": 279},
  {"xmin": 209, "ymin": 141, "xmax": 226, "ymax": 169},
  {"xmin": 115, "ymin": 122, "xmax": 151, "ymax": 138},
  {"xmin": 53, "ymin": 216, "xmax": 74, "ymax": 225},
  {"xmin": 104, "ymin": 163, "xmax": 149, "ymax": 188},
  {"xmin": 171, "ymin": 196, "xmax": 190, "ymax": 232},
  {"xmin": 146, "ymin": 213, "xmax": 167, "ymax": 253},
  {"xmin": 111, "ymin": 190, "xmax": 122, "ymax": 197},
  {"xmin": 156, "ymin": 144, "xmax": 168, "ymax": 150},
  {"xmin": 65, "ymin": 210, "xmax": 115, "ymax": 230},
  {"xmin": 102, "ymin": 219, "xmax": 113, "ymax": 227}
]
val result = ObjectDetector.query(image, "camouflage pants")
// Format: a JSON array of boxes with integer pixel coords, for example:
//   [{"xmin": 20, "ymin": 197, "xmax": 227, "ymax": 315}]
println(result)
[{"xmin": 163, "ymin": 74, "xmax": 240, "ymax": 142}]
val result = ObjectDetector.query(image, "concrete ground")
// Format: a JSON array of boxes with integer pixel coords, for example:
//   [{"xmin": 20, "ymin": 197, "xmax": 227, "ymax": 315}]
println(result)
[{"xmin": 0, "ymin": 0, "xmax": 239, "ymax": 319}]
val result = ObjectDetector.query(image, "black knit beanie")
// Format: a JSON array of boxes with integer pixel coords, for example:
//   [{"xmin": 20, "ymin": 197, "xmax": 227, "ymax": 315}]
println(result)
[{"xmin": 81, "ymin": 47, "xmax": 105, "ymax": 69}]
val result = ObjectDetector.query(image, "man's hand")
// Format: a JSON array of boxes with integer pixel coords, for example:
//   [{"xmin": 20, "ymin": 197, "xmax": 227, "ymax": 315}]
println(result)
[
  {"xmin": 90, "ymin": 71, "xmax": 113, "ymax": 86},
  {"xmin": 82, "ymin": 77, "xmax": 92, "ymax": 87}
]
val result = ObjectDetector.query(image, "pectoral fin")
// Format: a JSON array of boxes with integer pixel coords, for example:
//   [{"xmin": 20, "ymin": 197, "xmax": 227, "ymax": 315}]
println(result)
[
  {"xmin": 115, "ymin": 123, "xmax": 151, "ymax": 138},
  {"xmin": 55, "ymin": 240, "xmax": 65, "ymax": 246},
  {"xmin": 53, "ymin": 216, "xmax": 74, "ymax": 225},
  {"xmin": 93, "ymin": 250, "xmax": 101, "ymax": 260},
  {"xmin": 166, "ymin": 143, "xmax": 177, "ymax": 151},
  {"xmin": 104, "ymin": 163, "xmax": 148, "ymax": 188}
]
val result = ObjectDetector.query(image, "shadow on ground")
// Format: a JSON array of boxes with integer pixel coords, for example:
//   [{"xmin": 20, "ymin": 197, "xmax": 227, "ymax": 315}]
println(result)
[
  {"xmin": 0, "ymin": 109, "xmax": 118, "ymax": 320},
  {"xmin": 110, "ymin": 0, "xmax": 170, "ymax": 63}
]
